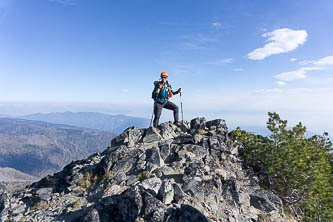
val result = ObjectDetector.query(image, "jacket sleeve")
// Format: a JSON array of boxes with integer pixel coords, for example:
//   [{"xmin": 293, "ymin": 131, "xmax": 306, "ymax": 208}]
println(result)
[
  {"xmin": 170, "ymin": 84, "xmax": 178, "ymax": 95},
  {"xmin": 152, "ymin": 84, "xmax": 159, "ymax": 99}
]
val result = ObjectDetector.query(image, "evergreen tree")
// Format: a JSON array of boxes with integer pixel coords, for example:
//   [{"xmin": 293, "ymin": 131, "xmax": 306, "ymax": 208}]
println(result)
[{"xmin": 231, "ymin": 112, "xmax": 333, "ymax": 221}]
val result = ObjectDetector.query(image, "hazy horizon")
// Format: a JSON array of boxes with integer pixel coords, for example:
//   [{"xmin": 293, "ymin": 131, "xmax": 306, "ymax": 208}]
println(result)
[{"xmin": 1, "ymin": 102, "xmax": 331, "ymax": 136}]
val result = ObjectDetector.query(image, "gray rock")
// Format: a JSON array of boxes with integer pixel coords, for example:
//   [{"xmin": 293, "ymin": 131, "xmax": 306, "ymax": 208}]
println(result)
[
  {"xmin": 177, "ymin": 121, "xmax": 190, "ymax": 133},
  {"xmin": 238, "ymin": 192, "xmax": 250, "ymax": 207},
  {"xmin": 158, "ymin": 180, "xmax": 174, "ymax": 204},
  {"xmin": 141, "ymin": 177, "xmax": 162, "ymax": 195},
  {"xmin": 190, "ymin": 117, "xmax": 206, "ymax": 131},
  {"xmin": 143, "ymin": 127, "xmax": 162, "ymax": 143},
  {"xmin": 230, "ymin": 146, "xmax": 238, "ymax": 155},
  {"xmin": 184, "ymin": 144, "xmax": 209, "ymax": 159},
  {"xmin": 126, "ymin": 175, "xmax": 139, "ymax": 186},
  {"xmin": 0, "ymin": 117, "xmax": 294, "ymax": 222},
  {"xmin": 82, "ymin": 208, "xmax": 100, "ymax": 222},
  {"xmin": 250, "ymin": 189, "xmax": 282, "ymax": 213},
  {"xmin": 222, "ymin": 180, "xmax": 239, "ymax": 206},
  {"xmin": 178, "ymin": 204, "xmax": 209, "ymax": 222},
  {"xmin": 103, "ymin": 186, "xmax": 143, "ymax": 221},
  {"xmin": 173, "ymin": 135, "xmax": 194, "ymax": 144},
  {"xmin": 193, "ymin": 134, "xmax": 203, "ymax": 144},
  {"xmin": 103, "ymin": 184, "xmax": 121, "ymax": 197},
  {"xmin": 250, "ymin": 195, "xmax": 275, "ymax": 212},
  {"xmin": 173, "ymin": 183, "xmax": 187, "ymax": 202},
  {"xmin": 13, "ymin": 214, "xmax": 24, "ymax": 221},
  {"xmin": 159, "ymin": 122, "xmax": 179, "ymax": 140},
  {"xmin": 182, "ymin": 177, "xmax": 202, "ymax": 193},
  {"xmin": 254, "ymin": 189, "xmax": 283, "ymax": 210},
  {"xmin": 0, "ymin": 193, "xmax": 8, "ymax": 214},
  {"xmin": 209, "ymin": 135, "xmax": 228, "ymax": 158},
  {"xmin": 111, "ymin": 126, "xmax": 144, "ymax": 147},
  {"xmin": 11, "ymin": 203, "xmax": 26, "ymax": 215},
  {"xmin": 159, "ymin": 143, "xmax": 171, "ymax": 161},
  {"xmin": 143, "ymin": 191, "xmax": 167, "ymax": 222},
  {"xmin": 36, "ymin": 188, "xmax": 53, "ymax": 201},
  {"xmin": 99, "ymin": 146, "xmax": 144, "ymax": 176},
  {"xmin": 114, "ymin": 172, "xmax": 126, "ymax": 184},
  {"xmin": 206, "ymin": 119, "xmax": 227, "ymax": 131},
  {"xmin": 207, "ymin": 130, "xmax": 216, "ymax": 136},
  {"xmin": 146, "ymin": 147, "xmax": 164, "ymax": 171}
]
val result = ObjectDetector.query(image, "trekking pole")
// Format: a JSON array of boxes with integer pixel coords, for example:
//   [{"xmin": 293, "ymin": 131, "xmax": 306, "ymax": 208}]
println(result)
[
  {"xmin": 150, "ymin": 111, "xmax": 154, "ymax": 128},
  {"xmin": 150, "ymin": 102, "xmax": 155, "ymax": 128},
  {"xmin": 180, "ymin": 92, "xmax": 184, "ymax": 122}
]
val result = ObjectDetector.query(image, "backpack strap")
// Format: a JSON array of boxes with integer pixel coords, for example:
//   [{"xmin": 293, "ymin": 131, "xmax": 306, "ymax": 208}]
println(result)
[
  {"xmin": 166, "ymin": 83, "xmax": 173, "ymax": 98},
  {"xmin": 157, "ymin": 81, "xmax": 173, "ymax": 98}
]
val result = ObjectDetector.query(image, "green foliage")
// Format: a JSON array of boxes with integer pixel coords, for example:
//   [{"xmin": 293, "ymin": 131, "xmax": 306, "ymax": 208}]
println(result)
[
  {"xmin": 197, "ymin": 129, "xmax": 207, "ymax": 135},
  {"xmin": 73, "ymin": 199, "xmax": 83, "ymax": 209},
  {"xmin": 138, "ymin": 171, "xmax": 151, "ymax": 182},
  {"xmin": 78, "ymin": 172, "xmax": 99, "ymax": 189},
  {"xmin": 102, "ymin": 170, "xmax": 115, "ymax": 182},
  {"xmin": 230, "ymin": 112, "xmax": 333, "ymax": 221}
]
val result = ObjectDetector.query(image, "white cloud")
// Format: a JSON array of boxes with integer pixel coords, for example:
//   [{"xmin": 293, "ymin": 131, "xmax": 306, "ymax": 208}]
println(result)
[
  {"xmin": 212, "ymin": 22, "xmax": 222, "ymax": 27},
  {"xmin": 275, "ymin": 69, "xmax": 306, "ymax": 81},
  {"xmin": 206, "ymin": 58, "xmax": 233, "ymax": 66},
  {"xmin": 290, "ymin": 58, "xmax": 297, "ymax": 62},
  {"xmin": 313, "ymin": 56, "xmax": 333, "ymax": 66},
  {"xmin": 219, "ymin": 58, "xmax": 232, "ymax": 63},
  {"xmin": 299, "ymin": 60, "xmax": 313, "ymax": 65},
  {"xmin": 299, "ymin": 56, "xmax": 333, "ymax": 66},
  {"xmin": 276, "ymin": 81, "xmax": 286, "ymax": 86},
  {"xmin": 276, "ymin": 55, "xmax": 333, "ymax": 82},
  {"xmin": 180, "ymin": 34, "xmax": 218, "ymax": 50},
  {"xmin": 233, "ymin": 68, "xmax": 243, "ymax": 71},
  {"xmin": 248, "ymin": 28, "xmax": 307, "ymax": 60},
  {"xmin": 121, "ymin": 89, "xmax": 129, "ymax": 93},
  {"xmin": 274, "ymin": 66, "xmax": 324, "ymax": 81}
]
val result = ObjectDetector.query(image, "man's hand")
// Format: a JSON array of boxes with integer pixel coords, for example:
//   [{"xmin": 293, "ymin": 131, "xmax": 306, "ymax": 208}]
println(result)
[{"xmin": 177, "ymin": 88, "xmax": 182, "ymax": 94}]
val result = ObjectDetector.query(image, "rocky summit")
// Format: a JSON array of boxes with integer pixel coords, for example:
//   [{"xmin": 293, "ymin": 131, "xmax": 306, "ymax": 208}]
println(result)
[{"xmin": 0, "ymin": 117, "xmax": 295, "ymax": 222}]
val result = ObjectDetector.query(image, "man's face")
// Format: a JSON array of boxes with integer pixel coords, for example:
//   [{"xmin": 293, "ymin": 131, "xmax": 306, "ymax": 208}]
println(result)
[{"xmin": 162, "ymin": 77, "xmax": 167, "ymax": 83}]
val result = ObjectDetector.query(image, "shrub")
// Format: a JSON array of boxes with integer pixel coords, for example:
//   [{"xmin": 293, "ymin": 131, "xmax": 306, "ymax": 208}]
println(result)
[
  {"xmin": 102, "ymin": 170, "xmax": 114, "ymax": 182},
  {"xmin": 73, "ymin": 199, "xmax": 82, "ymax": 209},
  {"xmin": 138, "ymin": 171, "xmax": 151, "ymax": 182},
  {"xmin": 231, "ymin": 112, "xmax": 333, "ymax": 221},
  {"xmin": 78, "ymin": 172, "xmax": 98, "ymax": 189},
  {"xmin": 197, "ymin": 129, "xmax": 207, "ymax": 135}
]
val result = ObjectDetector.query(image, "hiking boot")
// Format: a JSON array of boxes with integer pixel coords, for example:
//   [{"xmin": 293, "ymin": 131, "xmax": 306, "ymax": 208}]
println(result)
[{"xmin": 173, "ymin": 121, "xmax": 182, "ymax": 127}]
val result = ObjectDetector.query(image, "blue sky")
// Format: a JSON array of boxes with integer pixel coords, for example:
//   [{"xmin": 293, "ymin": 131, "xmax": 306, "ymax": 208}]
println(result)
[{"xmin": 1, "ymin": 0, "xmax": 333, "ymax": 133}]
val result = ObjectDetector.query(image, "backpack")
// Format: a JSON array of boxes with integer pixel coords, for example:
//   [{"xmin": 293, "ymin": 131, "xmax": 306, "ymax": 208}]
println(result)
[{"xmin": 152, "ymin": 80, "xmax": 173, "ymax": 99}]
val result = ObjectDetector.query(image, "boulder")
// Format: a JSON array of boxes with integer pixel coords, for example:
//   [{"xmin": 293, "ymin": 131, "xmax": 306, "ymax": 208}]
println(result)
[
  {"xmin": 36, "ymin": 188, "xmax": 53, "ymax": 201},
  {"xmin": 178, "ymin": 204, "xmax": 209, "ymax": 222},
  {"xmin": 82, "ymin": 208, "xmax": 100, "ymax": 222},
  {"xmin": 158, "ymin": 180, "xmax": 174, "ymax": 204},
  {"xmin": 111, "ymin": 126, "xmax": 144, "ymax": 147},
  {"xmin": 141, "ymin": 177, "xmax": 162, "ymax": 195},
  {"xmin": 146, "ymin": 147, "xmax": 164, "ymax": 171},
  {"xmin": 143, "ymin": 127, "xmax": 163, "ymax": 143}
]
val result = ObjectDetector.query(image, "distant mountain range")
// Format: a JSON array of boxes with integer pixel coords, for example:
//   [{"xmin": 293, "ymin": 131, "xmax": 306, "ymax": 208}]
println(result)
[
  {"xmin": 14, "ymin": 112, "xmax": 150, "ymax": 134},
  {"xmin": 0, "ymin": 167, "xmax": 36, "ymax": 183},
  {"xmin": 0, "ymin": 118, "xmax": 116, "ymax": 179}
]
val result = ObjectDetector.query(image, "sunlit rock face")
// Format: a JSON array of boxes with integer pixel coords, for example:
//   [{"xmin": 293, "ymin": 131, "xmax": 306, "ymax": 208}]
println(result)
[{"xmin": 0, "ymin": 118, "xmax": 294, "ymax": 222}]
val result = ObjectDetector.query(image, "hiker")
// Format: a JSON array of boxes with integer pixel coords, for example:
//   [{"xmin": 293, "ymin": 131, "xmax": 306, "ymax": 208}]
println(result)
[{"xmin": 152, "ymin": 72, "xmax": 182, "ymax": 128}]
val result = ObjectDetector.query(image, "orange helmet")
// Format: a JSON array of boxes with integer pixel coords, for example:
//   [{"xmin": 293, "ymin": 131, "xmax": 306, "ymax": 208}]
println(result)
[{"xmin": 161, "ymin": 72, "xmax": 168, "ymax": 78}]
